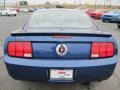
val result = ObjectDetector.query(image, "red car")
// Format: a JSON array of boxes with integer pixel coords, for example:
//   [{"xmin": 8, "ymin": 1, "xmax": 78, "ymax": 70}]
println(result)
[
  {"xmin": 89, "ymin": 9, "xmax": 109, "ymax": 19},
  {"xmin": 84, "ymin": 8, "xmax": 96, "ymax": 15}
]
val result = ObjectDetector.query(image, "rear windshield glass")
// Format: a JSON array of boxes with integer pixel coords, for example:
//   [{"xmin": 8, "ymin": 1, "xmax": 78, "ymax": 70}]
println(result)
[{"xmin": 28, "ymin": 10, "xmax": 93, "ymax": 29}]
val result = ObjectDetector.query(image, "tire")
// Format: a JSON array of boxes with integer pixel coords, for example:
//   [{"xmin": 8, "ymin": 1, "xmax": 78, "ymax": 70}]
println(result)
[
  {"xmin": 117, "ymin": 23, "xmax": 120, "ymax": 28},
  {"xmin": 6, "ymin": 13, "xmax": 9, "ymax": 16},
  {"xmin": 14, "ymin": 14, "xmax": 16, "ymax": 16},
  {"xmin": 102, "ymin": 19, "xmax": 105, "ymax": 22}
]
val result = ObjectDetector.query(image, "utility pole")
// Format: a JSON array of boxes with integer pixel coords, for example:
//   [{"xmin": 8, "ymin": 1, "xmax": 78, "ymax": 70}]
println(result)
[
  {"xmin": 95, "ymin": 0, "xmax": 97, "ymax": 9},
  {"xmin": 3, "ymin": 0, "xmax": 5, "ymax": 8},
  {"xmin": 104, "ymin": 0, "xmax": 106, "ymax": 8},
  {"xmin": 110, "ymin": 0, "xmax": 111, "ymax": 7},
  {"xmin": 74, "ymin": 0, "xmax": 76, "ymax": 8},
  {"xmin": 16, "ymin": 0, "xmax": 18, "ymax": 8},
  {"xmin": 79, "ymin": 0, "xmax": 81, "ymax": 5}
]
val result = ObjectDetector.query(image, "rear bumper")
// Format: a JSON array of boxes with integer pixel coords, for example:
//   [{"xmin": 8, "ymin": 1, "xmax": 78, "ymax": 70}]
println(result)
[{"xmin": 5, "ymin": 63, "xmax": 116, "ymax": 83}]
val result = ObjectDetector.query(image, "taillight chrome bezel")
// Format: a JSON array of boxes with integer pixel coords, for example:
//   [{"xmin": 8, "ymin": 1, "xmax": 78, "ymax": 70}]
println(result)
[
  {"xmin": 7, "ymin": 41, "xmax": 33, "ymax": 58},
  {"xmin": 90, "ymin": 42, "xmax": 115, "ymax": 59}
]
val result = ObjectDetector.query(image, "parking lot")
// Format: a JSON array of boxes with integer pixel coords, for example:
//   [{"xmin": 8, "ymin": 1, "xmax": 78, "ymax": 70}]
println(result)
[{"xmin": 0, "ymin": 13, "xmax": 120, "ymax": 90}]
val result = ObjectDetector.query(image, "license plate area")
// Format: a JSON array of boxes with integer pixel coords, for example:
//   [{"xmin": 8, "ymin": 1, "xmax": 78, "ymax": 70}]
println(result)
[{"xmin": 49, "ymin": 69, "xmax": 73, "ymax": 81}]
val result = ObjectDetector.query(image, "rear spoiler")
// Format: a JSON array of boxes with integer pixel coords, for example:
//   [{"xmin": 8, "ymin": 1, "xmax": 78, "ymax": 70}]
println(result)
[{"xmin": 11, "ymin": 32, "xmax": 112, "ymax": 37}]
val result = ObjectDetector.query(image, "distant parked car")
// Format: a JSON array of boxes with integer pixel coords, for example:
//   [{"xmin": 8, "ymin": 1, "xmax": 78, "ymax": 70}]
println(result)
[
  {"xmin": 1, "ymin": 8, "xmax": 17, "ymax": 16},
  {"xmin": 89, "ymin": 9, "xmax": 109, "ymax": 19},
  {"xmin": 20, "ymin": 8, "xmax": 29, "ymax": 13},
  {"xmin": 83, "ymin": 8, "xmax": 96, "ymax": 15},
  {"xmin": 28, "ymin": 8, "xmax": 37, "ymax": 12},
  {"xmin": 117, "ymin": 16, "xmax": 120, "ymax": 28},
  {"xmin": 101, "ymin": 9, "xmax": 120, "ymax": 23}
]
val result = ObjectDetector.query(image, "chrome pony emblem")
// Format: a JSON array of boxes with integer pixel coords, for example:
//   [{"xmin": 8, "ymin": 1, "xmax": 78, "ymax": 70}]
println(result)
[{"xmin": 56, "ymin": 44, "xmax": 68, "ymax": 56}]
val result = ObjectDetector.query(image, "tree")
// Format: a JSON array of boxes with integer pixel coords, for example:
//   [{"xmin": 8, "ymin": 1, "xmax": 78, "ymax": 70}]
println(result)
[
  {"xmin": 56, "ymin": 5, "xmax": 64, "ymax": 8},
  {"xmin": 44, "ymin": 1, "xmax": 51, "ymax": 9},
  {"xmin": 19, "ymin": 1, "xmax": 28, "ymax": 6},
  {"xmin": 45, "ymin": 1, "xmax": 51, "ymax": 5}
]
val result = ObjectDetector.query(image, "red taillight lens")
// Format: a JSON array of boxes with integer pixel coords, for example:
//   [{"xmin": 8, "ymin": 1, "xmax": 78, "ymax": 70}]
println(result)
[
  {"xmin": 8, "ymin": 42, "xmax": 16, "ymax": 56},
  {"xmin": 8, "ymin": 42, "xmax": 32, "ymax": 58},
  {"xmin": 91, "ymin": 42, "xmax": 114, "ymax": 58}
]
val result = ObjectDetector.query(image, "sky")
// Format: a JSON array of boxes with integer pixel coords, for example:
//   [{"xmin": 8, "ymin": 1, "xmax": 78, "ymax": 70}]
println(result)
[{"xmin": 0, "ymin": 0, "xmax": 120, "ymax": 5}]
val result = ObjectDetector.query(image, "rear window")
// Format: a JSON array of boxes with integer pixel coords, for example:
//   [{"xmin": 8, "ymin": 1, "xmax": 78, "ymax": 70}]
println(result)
[{"xmin": 28, "ymin": 10, "xmax": 93, "ymax": 29}]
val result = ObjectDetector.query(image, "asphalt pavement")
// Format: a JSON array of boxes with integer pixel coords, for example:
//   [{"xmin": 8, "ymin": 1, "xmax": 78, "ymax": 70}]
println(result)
[{"xmin": 0, "ymin": 13, "xmax": 120, "ymax": 90}]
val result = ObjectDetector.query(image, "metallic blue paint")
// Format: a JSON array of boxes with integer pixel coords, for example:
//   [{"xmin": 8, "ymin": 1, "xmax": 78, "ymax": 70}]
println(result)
[
  {"xmin": 4, "ymin": 55, "xmax": 118, "ymax": 67},
  {"xmin": 15, "ymin": 36, "xmax": 108, "ymax": 42},
  {"xmin": 3, "ymin": 9, "xmax": 118, "ymax": 82},
  {"xmin": 33, "ymin": 43, "xmax": 90, "ymax": 59},
  {"xmin": 3, "ymin": 34, "xmax": 118, "ymax": 82},
  {"xmin": 101, "ymin": 12, "xmax": 120, "ymax": 23},
  {"xmin": 5, "ymin": 63, "xmax": 116, "ymax": 82}
]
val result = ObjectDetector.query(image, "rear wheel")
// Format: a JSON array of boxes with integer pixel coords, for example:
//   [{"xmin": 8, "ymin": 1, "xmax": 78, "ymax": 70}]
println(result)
[
  {"xmin": 6, "ymin": 13, "xmax": 9, "ymax": 16},
  {"xmin": 117, "ymin": 23, "xmax": 120, "ymax": 28},
  {"xmin": 14, "ymin": 14, "xmax": 16, "ymax": 16}
]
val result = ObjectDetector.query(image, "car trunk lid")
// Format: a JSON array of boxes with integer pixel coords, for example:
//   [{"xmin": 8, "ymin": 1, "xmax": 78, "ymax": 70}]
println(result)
[{"xmin": 11, "ymin": 29, "xmax": 111, "ymax": 59}]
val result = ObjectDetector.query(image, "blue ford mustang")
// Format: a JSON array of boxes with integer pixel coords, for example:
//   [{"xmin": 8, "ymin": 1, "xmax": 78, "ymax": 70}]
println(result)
[
  {"xmin": 101, "ymin": 9, "xmax": 120, "ymax": 23},
  {"xmin": 4, "ymin": 9, "xmax": 118, "ymax": 83}
]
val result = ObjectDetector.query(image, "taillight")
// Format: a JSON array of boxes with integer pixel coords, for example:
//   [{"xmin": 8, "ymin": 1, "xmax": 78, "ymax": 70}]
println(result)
[
  {"xmin": 91, "ymin": 42, "xmax": 114, "ymax": 58},
  {"xmin": 8, "ymin": 42, "xmax": 32, "ymax": 58}
]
